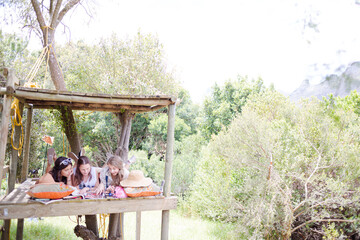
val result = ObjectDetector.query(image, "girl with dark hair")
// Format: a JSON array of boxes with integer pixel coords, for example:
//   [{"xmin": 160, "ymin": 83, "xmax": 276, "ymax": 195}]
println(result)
[
  {"xmin": 72, "ymin": 156, "xmax": 99, "ymax": 194},
  {"xmin": 95, "ymin": 155, "xmax": 129, "ymax": 195},
  {"xmin": 38, "ymin": 156, "xmax": 73, "ymax": 185}
]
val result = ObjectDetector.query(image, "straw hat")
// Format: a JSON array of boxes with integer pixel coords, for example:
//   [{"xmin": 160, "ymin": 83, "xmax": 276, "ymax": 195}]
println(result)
[{"xmin": 120, "ymin": 170, "xmax": 153, "ymax": 187}]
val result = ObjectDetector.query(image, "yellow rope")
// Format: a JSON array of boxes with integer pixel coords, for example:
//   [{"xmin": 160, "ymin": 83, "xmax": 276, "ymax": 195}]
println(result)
[
  {"xmin": 99, "ymin": 213, "xmax": 109, "ymax": 238},
  {"xmin": 9, "ymin": 26, "xmax": 64, "ymax": 158},
  {"xmin": 10, "ymin": 98, "xmax": 24, "ymax": 156},
  {"xmin": 24, "ymin": 26, "xmax": 64, "ymax": 89}
]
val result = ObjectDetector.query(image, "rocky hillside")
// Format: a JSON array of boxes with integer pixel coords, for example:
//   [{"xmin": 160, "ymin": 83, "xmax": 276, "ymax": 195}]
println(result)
[{"xmin": 289, "ymin": 62, "xmax": 360, "ymax": 101}]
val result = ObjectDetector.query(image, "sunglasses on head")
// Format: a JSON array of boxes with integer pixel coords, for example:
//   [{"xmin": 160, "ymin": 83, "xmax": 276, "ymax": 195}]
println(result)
[{"xmin": 59, "ymin": 158, "xmax": 72, "ymax": 166}]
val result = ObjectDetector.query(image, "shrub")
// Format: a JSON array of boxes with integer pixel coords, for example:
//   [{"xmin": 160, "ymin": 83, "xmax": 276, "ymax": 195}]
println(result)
[{"xmin": 187, "ymin": 90, "xmax": 360, "ymax": 239}]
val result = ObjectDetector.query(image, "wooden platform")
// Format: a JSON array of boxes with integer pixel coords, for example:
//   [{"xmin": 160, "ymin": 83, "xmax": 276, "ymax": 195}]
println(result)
[
  {"xmin": 0, "ymin": 86, "xmax": 177, "ymax": 113},
  {"xmin": 0, "ymin": 179, "xmax": 177, "ymax": 220}
]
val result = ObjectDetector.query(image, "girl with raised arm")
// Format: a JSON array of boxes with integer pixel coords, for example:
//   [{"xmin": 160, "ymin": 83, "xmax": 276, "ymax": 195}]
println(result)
[{"xmin": 95, "ymin": 155, "xmax": 129, "ymax": 195}]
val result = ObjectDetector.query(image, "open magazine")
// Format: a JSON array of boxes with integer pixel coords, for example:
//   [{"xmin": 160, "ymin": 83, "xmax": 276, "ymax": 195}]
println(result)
[
  {"xmin": 64, "ymin": 188, "xmax": 109, "ymax": 200},
  {"xmin": 31, "ymin": 189, "xmax": 110, "ymax": 205}
]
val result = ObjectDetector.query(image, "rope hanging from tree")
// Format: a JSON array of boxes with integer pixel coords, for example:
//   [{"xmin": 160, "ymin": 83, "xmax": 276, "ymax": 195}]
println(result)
[
  {"xmin": 10, "ymin": 26, "xmax": 65, "ymax": 155},
  {"xmin": 10, "ymin": 98, "xmax": 24, "ymax": 156},
  {"xmin": 99, "ymin": 213, "xmax": 109, "ymax": 238},
  {"xmin": 24, "ymin": 25, "xmax": 64, "ymax": 88}
]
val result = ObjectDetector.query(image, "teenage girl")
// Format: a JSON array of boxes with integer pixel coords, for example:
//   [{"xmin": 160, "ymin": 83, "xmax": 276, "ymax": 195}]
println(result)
[
  {"xmin": 38, "ymin": 156, "xmax": 73, "ymax": 185},
  {"xmin": 72, "ymin": 156, "xmax": 99, "ymax": 194},
  {"xmin": 95, "ymin": 155, "xmax": 129, "ymax": 195}
]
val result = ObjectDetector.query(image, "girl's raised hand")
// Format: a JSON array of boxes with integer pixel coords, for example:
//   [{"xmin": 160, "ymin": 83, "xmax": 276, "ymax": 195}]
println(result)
[
  {"xmin": 107, "ymin": 185, "xmax": 115, "ymax": 194},
  {"xmin": 95, "ymin": 183, "xmax": 105, "ymax": 195}
]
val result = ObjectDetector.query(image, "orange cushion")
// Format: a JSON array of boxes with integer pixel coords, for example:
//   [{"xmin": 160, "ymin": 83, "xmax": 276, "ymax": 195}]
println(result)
[
  {"xmin": 123, "ymin": 183, "xmax": 161, "ymax": 198},
  {"xmin": 27, "ymin": 183, "xmax": 74, "ymax": 199}
]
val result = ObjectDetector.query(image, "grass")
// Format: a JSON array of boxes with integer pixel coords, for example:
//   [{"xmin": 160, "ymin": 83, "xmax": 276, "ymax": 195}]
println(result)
[{"xmin": 1, "ymin": 210, "xmax": 235, "ymax": 240}]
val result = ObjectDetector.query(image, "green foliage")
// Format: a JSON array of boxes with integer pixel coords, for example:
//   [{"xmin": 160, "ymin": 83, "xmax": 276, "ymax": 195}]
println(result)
[
  {"xmin": 176, "ymin": 88, "xmax": 201, "ymax": 135},
  {"xmin": 0, "ymin": 29, "xmax": 28, "ymax": 67},
  {"xmin": 74, "ymin": 111, "xmax": 118, "ymax": 165},
  {"xmin": 143, "ymin": 112, "xmax": 192, "ymax": 157},
  {"xmin": 186, "ymin": 90, "xmax": 360, "ymax": 239},
  {"xmin": 184, "ymin": 147, "xmax": 239, "ymax": 221},
  {"xmin": 201, "ymin": 76, "xmax": 265, "ymax": 141},
  {"xmin": 172, "ymin": 133, "xmax": 206, "ymax": 195},
  {"xmin": 128, "ymin": 150, "xmax": 164, "ymax": 185},
  {"xmin": 57, "ymin": 32, "xmax": 179, "ymax": 96}
]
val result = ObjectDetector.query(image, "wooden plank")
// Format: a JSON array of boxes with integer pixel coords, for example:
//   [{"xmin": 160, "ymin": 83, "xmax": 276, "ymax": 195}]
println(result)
[
  {"xmin": 14, "ymin": 89, "xmax": 174, "ymax": 107},
  {"xmin": 15, "ymin": 87, "xmax": 175, "ymax": 100},
  {"xmin": 0, "ymin": 196, "xmax": 177, "ymax": 220}
]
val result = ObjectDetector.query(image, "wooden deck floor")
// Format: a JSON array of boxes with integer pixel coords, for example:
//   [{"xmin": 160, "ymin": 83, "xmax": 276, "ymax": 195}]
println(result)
[{"xmin": 0, "ymin": 179, "xmax": 177, "ymax": 220}]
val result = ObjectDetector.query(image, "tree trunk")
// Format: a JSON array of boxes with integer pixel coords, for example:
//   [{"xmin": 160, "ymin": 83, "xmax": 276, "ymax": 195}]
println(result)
[
  {"xmin": 109, "ymin": 110, "xmax": 134, "ymax": 237},
  {"xmin": 58, "ymin": 106, "xmax": 81, "ymax": 155},
  {"xmin": 29, "ymin": 0, "xmax": 97, "ymax": 237},
  {"xmin": 115, "ymin": 110, "xmax": 135, "ymax": 161}
]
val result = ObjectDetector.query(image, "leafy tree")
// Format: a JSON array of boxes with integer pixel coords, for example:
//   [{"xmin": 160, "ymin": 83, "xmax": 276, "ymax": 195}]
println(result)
[
  {"xmin": 201, "ymin": 76, "xmax": 265, "ymax": 141},
  {"xmin": 187, "ymin": 90, "xmax": 360, "ymax": 239},
  {"xmin": 55, "ymin": 33, "xmax": 179, "ymax": 162},
  {"xmin": 58, "ymin": 33, "xmax": 179, "ymax": 96}
]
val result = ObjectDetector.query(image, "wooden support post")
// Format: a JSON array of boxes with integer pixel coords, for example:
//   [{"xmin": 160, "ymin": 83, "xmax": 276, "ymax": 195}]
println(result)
[
  {"xmin": 0, "ymin": 68, "xmax": 15, "ymax": 182},
  {"xmin": 16, "ymin": 219, "xmax": 24, "ymax": 240},
  {"xmin": 108, "ymin": 213, "xmax": 123, "ymax": 240},
  {"xmin": 20, "ymin": 105, "xmax": 33, "ymax": 182},
  {"xmin": 136, "ymin": 211, "xmax": 141, "ymax": 240},
  {"xmin": 85, "ymin": 215, "xmax": 98, "ymax": 237},
  {"xmin": 118, "ymin": 213, "xmax": 124, "ymax": 240},
  {"xmin": 9, "ymin": 101, "xmax": 24, "ymax": 192},
  {"xmin": 0, "ymin": 69, "xmax": 15, "ymax": 240},
  {"xmin": 1, "ymin": 221, "xmax": 11, "ymax": 240},
  {"xmin": 161, "ymin": 103, "xmax": 176, "ymax": 240}
]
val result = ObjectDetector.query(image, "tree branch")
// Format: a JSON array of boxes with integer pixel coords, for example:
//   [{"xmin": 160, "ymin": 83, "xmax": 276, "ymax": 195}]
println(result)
[
  {"xmin": 50, "ymin": 0, "xmax": 63, "ymax": 29},
  {"xmin": 291, "ymin": 219, "xmax": 355, "ymax": 233},
  {"xmin": 30, "ymin": 0, "xmax": 47, "ymax": 36},
  {"xmin": 57, "ymin": 0, "xmax": 82, "ymax": 28},
  {"xmin": 49, "ymin": 0, "xmax": 54, "ymax": 18}
]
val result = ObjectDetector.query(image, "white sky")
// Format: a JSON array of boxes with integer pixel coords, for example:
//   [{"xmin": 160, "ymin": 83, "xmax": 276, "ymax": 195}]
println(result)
[{"xmin": 4, "ymin": 0, "xmax": 360, "ymax": 103}]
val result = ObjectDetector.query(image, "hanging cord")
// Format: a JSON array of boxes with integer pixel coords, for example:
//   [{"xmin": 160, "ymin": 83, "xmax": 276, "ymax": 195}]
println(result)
[
  {"xmin": 10, "ymin": 98, "xmax": 24, "ymax": 156},
  {"xmin": 42, "ymin": 26, "xmax": 64, "ymax": 88},
  {"xmin": 99, "ymin": 213, "xmax": 109, "ymax": 238},
  {"xmin": 10, "ymin": 26, "xmax": 65, "ymax": 158},
  {"xmin": 68, "ymin": 215, "xmax": 84, "ymax": 224},
  {"xmin": 24, "ymin": 26, "xmax": 64, "ymax": 88}
]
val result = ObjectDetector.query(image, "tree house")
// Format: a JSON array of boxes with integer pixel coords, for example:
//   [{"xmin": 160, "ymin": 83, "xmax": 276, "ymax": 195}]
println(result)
[{"xmin": 0, "ymin": 68, "xmax": 177, "ymax": 240}]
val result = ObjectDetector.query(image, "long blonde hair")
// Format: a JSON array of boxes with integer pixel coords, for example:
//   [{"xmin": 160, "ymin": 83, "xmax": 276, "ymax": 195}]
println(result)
[{"xmin": 107, "ymin": 155, "xmax": 124, "ymax": 186}]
